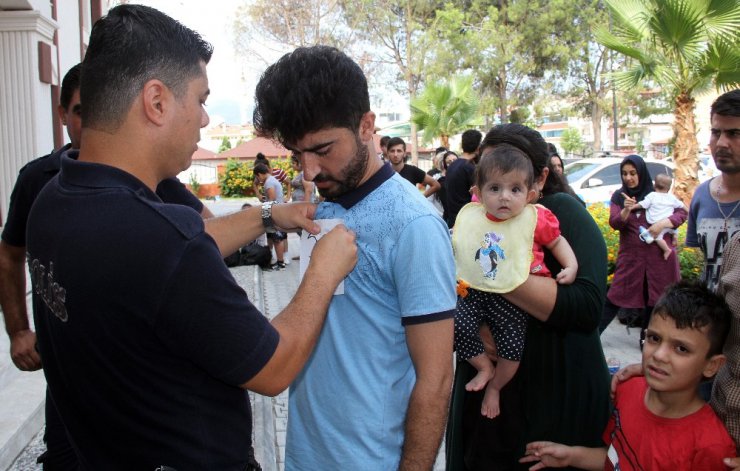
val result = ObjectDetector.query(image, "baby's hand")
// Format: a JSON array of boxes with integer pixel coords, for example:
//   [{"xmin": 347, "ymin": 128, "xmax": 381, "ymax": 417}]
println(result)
[{"xmin": 555, "ymin": 266, "xmax": 577, "ymax": 285}]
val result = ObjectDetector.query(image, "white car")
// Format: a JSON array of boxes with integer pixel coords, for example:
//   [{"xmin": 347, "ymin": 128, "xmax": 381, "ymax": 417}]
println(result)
[{"xmin": 564, "ymin": 157, "xmax": 674, "ymax": 204}]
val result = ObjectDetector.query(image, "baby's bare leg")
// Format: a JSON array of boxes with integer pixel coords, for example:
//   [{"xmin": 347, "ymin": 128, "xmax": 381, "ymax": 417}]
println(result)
[
  {"xmin": 481, "ymin": 358, "xmax": 519, "ymax": 419},
  {"xmin": 656, "ymin": 239, "xmax": 672, "ymax": 260},
  {"xmin": 465, "ymin": 353, "xmax": 496, "ymax": 392}
]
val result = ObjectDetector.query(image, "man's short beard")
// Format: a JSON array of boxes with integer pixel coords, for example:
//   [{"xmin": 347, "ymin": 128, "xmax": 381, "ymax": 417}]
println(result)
[{"xmin": 314, "ymin": 134, "xmax": 369, "ymax": 198}]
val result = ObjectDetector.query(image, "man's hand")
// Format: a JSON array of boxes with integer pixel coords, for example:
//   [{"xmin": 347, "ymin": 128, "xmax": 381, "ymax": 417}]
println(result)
[
  {"xmin": 610, "ymin": 363, "xmax": 642, "ymax": 400},
  {"xmin": 272, "ymin": 202, "xmax": 321, "ymax": 235},
  {"xmin": 306, "ymin": 225, "xmax": 357, "ymax": 284},
  {"xmin": 10, "ymin": 329, "xmax": 41, "ymax": 371},
  {"xmin": 724, "ymin": 457, "xmax": 740, "ymax": 469}
]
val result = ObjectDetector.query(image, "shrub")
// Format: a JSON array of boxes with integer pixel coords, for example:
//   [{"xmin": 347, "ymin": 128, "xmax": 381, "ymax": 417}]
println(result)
[
  {"xmin": 220, "ymin": 159, "xmax": 254, "ymax": 197},
  {"xmin": 219, "ymin": 157, "xmax": 296, "ymax": 198},
  {"xmin": 587, "ymin": 203, "xmax": 702, "ymax": 285}
]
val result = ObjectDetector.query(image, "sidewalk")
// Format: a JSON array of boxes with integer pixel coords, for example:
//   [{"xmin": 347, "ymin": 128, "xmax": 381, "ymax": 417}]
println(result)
[{"xmin": 3, "ymin": 254, "xmax": 643, "ymax": 470}]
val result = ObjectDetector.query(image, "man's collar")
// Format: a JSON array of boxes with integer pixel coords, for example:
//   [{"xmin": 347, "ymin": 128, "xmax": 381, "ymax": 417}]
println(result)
[
  {"xmin": 327, "ymin": 162, "xmax": 394, "ymax": 210},
  {"xmin": 59, "ymin": 151, "xmax": 158, "ymax": 200},
  {"xmin": 42, "ymin": 143, "xmax": 75, "ymax": 174}
]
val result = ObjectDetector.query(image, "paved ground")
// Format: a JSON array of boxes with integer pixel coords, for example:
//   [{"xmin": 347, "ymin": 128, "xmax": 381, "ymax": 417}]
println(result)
[{"xmin": 5, "ymin": 223, "xmax": 643, "ymax": 470}]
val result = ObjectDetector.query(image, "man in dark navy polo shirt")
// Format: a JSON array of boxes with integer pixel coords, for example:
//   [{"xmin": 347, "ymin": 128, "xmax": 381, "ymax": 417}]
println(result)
[
  {"xmin": 387, "ymin": 136, "xmax": 441, "ymax": 197},
  {"xmin": 0, "ymin": 64, "xmax": 216, "ymax": 469},
  {"xmin": 24, "ymin": 6, "xmax": 356, "ymax": 470}
]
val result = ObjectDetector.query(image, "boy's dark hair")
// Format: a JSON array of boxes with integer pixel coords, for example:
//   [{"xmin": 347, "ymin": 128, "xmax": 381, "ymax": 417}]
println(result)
[
  {"xmin": 651, "ymin": 280, "xmax": 731, "ymax": 357},
  {"xmin": 481, "ymin": 123, "xmax": 569, "ymax": 196},
  {"xmin": 710, "ymin": 89, "xmax": 740, "ymax": 118},
  {"xmin": 60, "ymin": 64, "xmax": 81, "ymax": 111},
  {"xmin": 475, "ymin": 144, "xmax": 535, "ymax": 190},
  {"xmin": 81, "ymin": 4, "xmax": 212, "ymax": 131},
  {"xmin": 380, "ymin": 136, "xmax": 391, "ymax": 148},
  {"xmin": 461, "ymin": 129, "xmax": 483, "ymax": 153},
  {"xmin": 387, "ymin": 137, "xmax": 406, "ymax": 152},
  {"xmin": 253, "ymin": 163, "xmax": 270, "ymax": 176},
  {"xmin": 253, "ymin": 46, "xmax": 370, "ymax": 145}
]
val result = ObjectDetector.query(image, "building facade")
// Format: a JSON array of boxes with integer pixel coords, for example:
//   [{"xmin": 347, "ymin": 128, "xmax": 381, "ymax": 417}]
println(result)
[{"xmin": 0, "ymin": 0, "xmax": 106, "ymax": 223}]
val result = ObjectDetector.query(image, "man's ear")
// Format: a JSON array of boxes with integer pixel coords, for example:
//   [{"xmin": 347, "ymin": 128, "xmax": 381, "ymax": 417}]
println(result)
[
  {"xmin": 359, "ymin": 111, "xmax": 376, "ymax": 142},
  {"xmin": 703, "ymin": 353, "xmax": 726, "ymax": 379},
  {"xmin": 141, "ymin": 79, "xmax": 169, "ymax": 126},
  {"xmin": 57, "ymin": 104, "xmax": 67, "ymax": 125}
]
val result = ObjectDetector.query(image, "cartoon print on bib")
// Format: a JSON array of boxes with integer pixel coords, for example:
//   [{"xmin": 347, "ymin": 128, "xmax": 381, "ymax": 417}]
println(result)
[{"xmin": 475, "ymin": 232, "xmax": 505, "ymax": 279}]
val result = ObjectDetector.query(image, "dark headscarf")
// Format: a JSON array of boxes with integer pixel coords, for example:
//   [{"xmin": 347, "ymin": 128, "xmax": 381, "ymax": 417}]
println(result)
[{"xmin": 610, "ymin": 154, "xmax": 654, "ymax": 207}]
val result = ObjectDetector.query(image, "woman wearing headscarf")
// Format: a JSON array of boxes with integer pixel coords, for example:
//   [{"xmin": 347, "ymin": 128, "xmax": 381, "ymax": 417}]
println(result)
[{"xmin": 598, "ymin": 155, "xmax": 688, "ymax": 333}]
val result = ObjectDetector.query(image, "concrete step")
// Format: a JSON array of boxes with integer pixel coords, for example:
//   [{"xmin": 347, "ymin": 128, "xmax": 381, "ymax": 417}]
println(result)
[
  {"xmin": 0, "ymin": 371, "xmax": 45, "ymax": 471},
  {"xmin": 0, "ymin": 276, "xmax": 46, "ymax": 471}
]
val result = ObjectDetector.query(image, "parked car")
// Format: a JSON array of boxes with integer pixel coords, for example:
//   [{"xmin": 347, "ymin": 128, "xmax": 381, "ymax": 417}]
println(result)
[{"xmin": 564, "ymin": 157, "xmax": 674, "ymax": 204}]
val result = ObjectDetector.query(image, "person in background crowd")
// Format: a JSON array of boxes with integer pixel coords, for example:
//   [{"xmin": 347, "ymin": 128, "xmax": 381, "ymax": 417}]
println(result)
[
  {"xmin": 598, "ymin": 155, "xmax": 687, "ymax": 335},
  {"xmin": 287, "ymin": 154, "xmax": 316, "ymax": 203},
  {"xmin": 253, "ymin": 163, "xmax": 287, "ymax": 270},
  {"xmin": 387, "ymin": 136, "xmax": 441, "ymax": 198},
  {"xmin": 429, "ymin": 146, "xmax": 448, "ymax": 178},
  {"xmin": 446, "ymin": 129, "xmax": 482, "ymax": 228},
  {"xmin": 379, "ymin": 135, "xmax": 391, "ymax": 161},
  {"xmin": 687, "ymin": 89, "xmax": 740, "ymax": 292}
]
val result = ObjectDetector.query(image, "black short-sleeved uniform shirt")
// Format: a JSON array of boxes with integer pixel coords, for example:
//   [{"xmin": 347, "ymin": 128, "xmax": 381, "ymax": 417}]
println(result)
[
  {"xmin": 444, "ymin": 158, "xmax": 475, "ymax": 228},
  {"xmin": 398, "ymin": 164, "xmax": 427, "ymax": 186},
  {"xmin": 1, "ymin": 146, "xmax": 204, "ymax": 247},
  {"xmin": 26, "ymin": 156, "xmax": 279, "ymax": 470}
]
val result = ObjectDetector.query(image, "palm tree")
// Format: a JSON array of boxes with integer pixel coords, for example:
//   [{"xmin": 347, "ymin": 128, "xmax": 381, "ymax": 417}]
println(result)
[
  {"xmin": 595, "ymin": 0, "xmax": 740, "ymax": 203},
  {"xmin": 410, "ymin": 76, "xmax": 480, "ymax": 149}
]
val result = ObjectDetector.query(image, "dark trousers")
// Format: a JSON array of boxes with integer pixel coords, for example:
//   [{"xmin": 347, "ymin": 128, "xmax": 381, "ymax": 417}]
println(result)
[{"xmin": 38, "ymin": 389, "xmax": 79, "ymax": 470}]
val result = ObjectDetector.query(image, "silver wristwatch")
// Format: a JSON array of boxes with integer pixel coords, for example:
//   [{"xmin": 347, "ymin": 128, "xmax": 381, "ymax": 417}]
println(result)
[{"xmin": 261, "ymin": 201, "xmax": 277, "ymax": 233}]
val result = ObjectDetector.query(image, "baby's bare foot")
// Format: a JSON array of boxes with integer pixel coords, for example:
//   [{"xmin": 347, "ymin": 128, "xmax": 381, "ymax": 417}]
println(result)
[{"xmin": 481, "ymin": 386, "xmax": 501, "ymax": 419}]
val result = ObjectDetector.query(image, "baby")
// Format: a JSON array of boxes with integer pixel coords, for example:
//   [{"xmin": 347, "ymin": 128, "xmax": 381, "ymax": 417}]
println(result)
[{"xmin": 631, "ymin": 173, "xmax": 687, "ymax": 260}]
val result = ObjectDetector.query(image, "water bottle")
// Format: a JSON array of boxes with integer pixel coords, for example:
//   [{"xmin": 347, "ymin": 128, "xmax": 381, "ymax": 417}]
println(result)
[
  {"xmin": 607, "ymin": 357, "xmax": 621, "ymax": 375},
  {"xmin": 638, "ymin": 226, "xmax": 654, "ymax": 244}
]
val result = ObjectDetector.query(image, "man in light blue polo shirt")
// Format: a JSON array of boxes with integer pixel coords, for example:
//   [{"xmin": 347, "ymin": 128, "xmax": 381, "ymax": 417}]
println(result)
[{"xmin": 254, "ymin": 46, "xmax": 457, "ymax": 470}]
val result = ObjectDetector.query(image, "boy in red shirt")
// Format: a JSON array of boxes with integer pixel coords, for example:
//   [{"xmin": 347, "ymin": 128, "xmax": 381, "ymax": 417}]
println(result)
[{"xmin": 521, "ymin": 281, "xmax": 736, "ymax": 470}]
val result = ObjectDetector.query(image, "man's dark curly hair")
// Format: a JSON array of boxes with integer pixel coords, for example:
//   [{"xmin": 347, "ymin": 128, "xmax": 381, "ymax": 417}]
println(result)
[
  {"xmin": 711, "ymin": 89, "xmax": 740, "ymax": 118},
  {"xmin": 253, "ymin": 46, "xmax": 370, "ymax": 145}
]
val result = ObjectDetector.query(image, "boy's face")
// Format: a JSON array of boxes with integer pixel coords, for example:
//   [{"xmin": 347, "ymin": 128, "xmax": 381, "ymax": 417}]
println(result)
[{"xmin": 642, "ymin": 313, "xmax": 725, "ymax": 393}]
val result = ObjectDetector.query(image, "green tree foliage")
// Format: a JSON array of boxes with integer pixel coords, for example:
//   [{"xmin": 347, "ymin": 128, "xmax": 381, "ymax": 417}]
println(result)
[
  {"xmin": 428, "ymin": 0, "xmax": 577, "ymax": 126},
  {"xmin": 595, "ymin": 0, "xmax": 740, "ymax": 203},
  {"xmin": 218, "ymin": 136, "xmax": 232, "ymax": 153},
  {"xmin": 340, "ymin": 0, "xmax": 442, "ymax": 164},
  {"xmin": 410, "ymin": 76, "xmax": 480, "ymax": 148},
  {"xmin": 233, "ymin": 0, "xmax": 360, "ymax": 66},
  {"xmin": 560, "ymin": 127, "xmax": 585, "ymax": 156}
]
